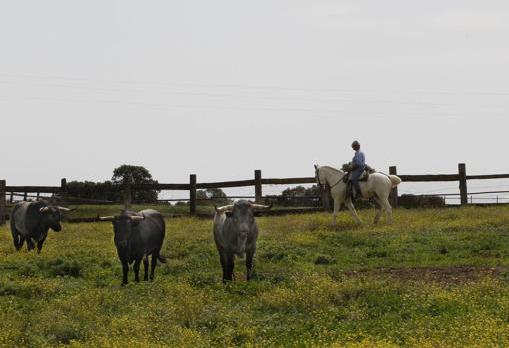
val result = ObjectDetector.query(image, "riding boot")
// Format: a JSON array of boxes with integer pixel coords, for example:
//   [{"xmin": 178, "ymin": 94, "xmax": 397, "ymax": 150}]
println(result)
[{"xmin": 353, "ymin": 184, "xmax": 362, "ymax": 201}]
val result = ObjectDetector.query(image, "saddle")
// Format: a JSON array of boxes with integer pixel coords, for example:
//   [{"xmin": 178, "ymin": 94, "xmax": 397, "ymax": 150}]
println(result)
[
  {"xmin": 343, "ymin": 165, "xmax": 376, "ymax": 201},
  {"xmin": 342, "ymin": 169, "xmax": 371, "ymax": 184}
]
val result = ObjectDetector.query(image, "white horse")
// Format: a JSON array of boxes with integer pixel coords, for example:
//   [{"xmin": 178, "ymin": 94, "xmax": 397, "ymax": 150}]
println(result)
[{"xmin": 314, "ymin": 164, "xmax": 402, "ymax": 225}]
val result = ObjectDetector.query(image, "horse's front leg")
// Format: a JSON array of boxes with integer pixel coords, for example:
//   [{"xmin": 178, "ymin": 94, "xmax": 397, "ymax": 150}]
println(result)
[
  {"xmin": 345, "ymin": 200, "xmax": 363, "ymax": 225},
  {"xmin": 332, "ymin": 198, "xmax": 341, "ymax": 226}
]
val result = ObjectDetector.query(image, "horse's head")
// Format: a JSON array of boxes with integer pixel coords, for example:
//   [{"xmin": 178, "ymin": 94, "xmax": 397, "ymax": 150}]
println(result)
[{"xmin": 314, "ymin": 164, "xmax": 324, "ymax": 187}]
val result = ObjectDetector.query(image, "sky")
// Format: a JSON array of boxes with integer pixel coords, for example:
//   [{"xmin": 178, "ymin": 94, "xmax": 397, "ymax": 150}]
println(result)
[{"xmin": 1, "ymin": 1, "xmax": 508, "ymax": 201}]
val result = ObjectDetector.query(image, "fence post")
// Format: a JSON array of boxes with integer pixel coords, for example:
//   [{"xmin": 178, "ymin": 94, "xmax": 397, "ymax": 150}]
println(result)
[
  {"xmin": 60, "ymin": 178, "xmax": 67, "ymax": 194},
  {"xmin": 0, "ymin": 180, "xmax": 6, "ymax": 225},
  {"xmin": 23, "ymin": 192, "xmax": 28, "ymax": 201},
  {"xmin": 458, "ymin": 163, "xmax": 468, "ymax": 206},
  {"xmin": 254, "ymin": 170, "xmax": 262, "ymax": 203},
  {"xmin": 190, "ymin": 174, "xmax": 197, "ymax": 216},
  {"xmin": 123, "ymin": 180, "xmax": 132, "ymax": 210},
  {"xmin": 389, "ymin": 166, "xmax": 398, "ymax": 207},
  {"xmin": 9, "ymin": 192, "xmax": 13, "ymax": 203}
]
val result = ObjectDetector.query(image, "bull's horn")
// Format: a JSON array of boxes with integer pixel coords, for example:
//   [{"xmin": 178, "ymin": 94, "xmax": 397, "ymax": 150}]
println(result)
[
  {"xmin": 98, "ymin": 216, "xmax": 115, "ymax": 221},
  {"xmin": 39, "ymin": 207, "xmax": 49, "ymax": 213},
  {"xmin": 57, "ymin": 206, "xmax": 72, "ymax": 212},
  {"xmin": 129, "ymin": 215, "xmax": 145, "ymax": 221},
  {"xmin": 251, "ymin": 203, "xmax": 272, "ymax": 210},
  {"xmin": 215, "ymin": 205, "xmax": 234, "ymax": 213}
]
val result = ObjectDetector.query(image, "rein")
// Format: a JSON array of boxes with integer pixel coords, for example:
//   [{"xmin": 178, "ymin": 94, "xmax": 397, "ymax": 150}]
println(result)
[
  {"xmin": 317, "ymin": 167, "xmax": 346, "ymax": 189},
  {"xmin": 329, "ymin": 177, "xmax": 344, "ymax": 189}
]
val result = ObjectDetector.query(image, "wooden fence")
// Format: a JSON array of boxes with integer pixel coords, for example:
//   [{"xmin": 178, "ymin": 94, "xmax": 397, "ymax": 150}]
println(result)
[{"xmin": 1, "ymin": 163, "xmax": 509, "ymax": 224}]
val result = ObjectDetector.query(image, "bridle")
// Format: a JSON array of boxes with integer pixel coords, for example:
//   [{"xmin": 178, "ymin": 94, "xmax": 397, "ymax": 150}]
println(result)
[{"xmin": 315, "ymin": 168, "xmax": 323, "ymax": 188}]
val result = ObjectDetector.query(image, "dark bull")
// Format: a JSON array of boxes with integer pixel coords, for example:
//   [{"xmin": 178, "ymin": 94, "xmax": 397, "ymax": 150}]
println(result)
[
  {"xmin": 10, "ymin": 201, "xmax": 71, "ymax": 253},
  {"xmin": 213, "ymin": 200, "xmax": 271, "ymax": 282},
  {"xmin": 100, "ymin": 209, "xmax": 166, "ymax": 285}
]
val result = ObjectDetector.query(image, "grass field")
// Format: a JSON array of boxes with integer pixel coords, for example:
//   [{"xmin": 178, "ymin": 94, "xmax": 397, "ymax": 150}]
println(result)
[{"xmin": 1, "ymin": 206, "xmax": 509, "ymax": 347}]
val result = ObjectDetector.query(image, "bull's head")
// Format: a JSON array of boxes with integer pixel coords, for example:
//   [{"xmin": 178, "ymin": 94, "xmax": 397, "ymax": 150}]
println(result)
[
  {"xmin": 99, "ymin": 212, "xmax": 145, "ymax": 248},
  {"xmin": 215, "ymin": 201, "xmax": 271, "ymax": 256},
  {"xmin": 39, "ymin": 206, "xmax": 72, "ymax": 232}
]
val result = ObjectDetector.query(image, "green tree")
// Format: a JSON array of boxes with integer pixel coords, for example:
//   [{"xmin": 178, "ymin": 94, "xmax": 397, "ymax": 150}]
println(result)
[
  {"xmin": 196, "ymin": 188, "xmax": 232, "ymax": 206},
  {"xmin": 112, "ymin": 165, "xmax": 160, "ymax": 203}
]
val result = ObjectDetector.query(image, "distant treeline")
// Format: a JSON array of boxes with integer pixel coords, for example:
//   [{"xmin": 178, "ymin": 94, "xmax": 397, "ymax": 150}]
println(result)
[
  {"xmin": 65, "ymin": 165, "xmax": 160, "ymax": 203},
  {"xmin": 265, "ymin": 185, "xmax": 321, "ymax": 207}
]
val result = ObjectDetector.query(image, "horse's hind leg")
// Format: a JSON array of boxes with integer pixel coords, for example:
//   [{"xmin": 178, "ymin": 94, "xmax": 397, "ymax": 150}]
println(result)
[
  {"xmin": 380, "ymin": 197, "xmax": 393, "ymax": 224},
  {"xmin": 373, "ymin": 197, "xmax": 383, "ymax": 224},
  {"xmin": 345, "ymin": 200, "xmax": 362, "ymax": 225}
]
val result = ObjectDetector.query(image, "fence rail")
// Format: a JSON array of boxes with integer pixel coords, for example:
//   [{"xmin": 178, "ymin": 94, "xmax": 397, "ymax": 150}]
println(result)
[{"xmin": 1, "ymin": 163, "xmax": 509, "ymax": 224}]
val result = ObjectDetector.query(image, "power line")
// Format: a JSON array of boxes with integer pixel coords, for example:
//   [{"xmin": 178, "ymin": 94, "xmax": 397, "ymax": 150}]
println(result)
[
  {"xmin": 0, "ymin": 78, "xmax": 506, "ymax": 110},
  {"xmin": 1, "ymin": 72, "xmax": 508, "ymax": 96},
  {"xmin": 0, "ymin": 94, "xmax": 507, "ymax": 117}
]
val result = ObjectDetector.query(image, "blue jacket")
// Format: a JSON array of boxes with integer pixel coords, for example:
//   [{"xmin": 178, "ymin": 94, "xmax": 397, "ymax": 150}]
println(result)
[{"xmin": 352, "ymin": 151, "xmax": 365, "ymax": 173}]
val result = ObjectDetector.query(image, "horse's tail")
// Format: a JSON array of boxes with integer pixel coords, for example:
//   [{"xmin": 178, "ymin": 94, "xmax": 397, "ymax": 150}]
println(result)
[{"xmin": 389, "ymin": 175, "xmax": 402, "ymax": 188}]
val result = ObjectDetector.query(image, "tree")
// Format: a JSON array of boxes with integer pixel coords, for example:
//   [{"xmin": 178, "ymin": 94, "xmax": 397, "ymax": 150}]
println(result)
[
  {"xmin": 265, "ymin": 185, "xmax": 322, "ymax": 207},
  {"xmin": 112, "ymin": 165, "xmax": 160, "ymax": 203},
  {"xmin": 196, "ymin": 188, "xmax": 232, "ymax": 206},
  {"xmin": 65, "ymin": 180, "xmax": 120, "ymax": 202}
]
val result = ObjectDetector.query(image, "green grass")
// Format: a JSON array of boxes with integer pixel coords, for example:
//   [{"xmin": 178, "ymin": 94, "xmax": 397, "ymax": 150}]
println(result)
[{"xmin": 1, "ymin": 206, "xmax": 509, "ymax": 347}]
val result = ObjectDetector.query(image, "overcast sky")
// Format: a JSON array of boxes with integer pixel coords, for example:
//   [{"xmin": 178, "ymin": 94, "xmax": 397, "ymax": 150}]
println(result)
[{"xmin": 1, "ymin": 1, "xmax": 508, "ymax": 199}]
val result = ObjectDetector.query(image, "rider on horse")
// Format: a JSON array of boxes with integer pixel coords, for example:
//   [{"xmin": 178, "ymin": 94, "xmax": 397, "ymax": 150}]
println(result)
[{"xmin": 351, "ymin": 140, "xmax": 365, "ymax": 200}]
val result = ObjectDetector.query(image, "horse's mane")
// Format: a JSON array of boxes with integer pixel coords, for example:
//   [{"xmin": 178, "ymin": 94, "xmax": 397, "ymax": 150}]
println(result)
[{"xmin": 320, "ymin": 165, "xmax": 344, "ymax": 174}]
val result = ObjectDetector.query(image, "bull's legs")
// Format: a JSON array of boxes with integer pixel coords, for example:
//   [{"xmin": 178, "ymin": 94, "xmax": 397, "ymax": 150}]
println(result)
[
  {"xmin": 17, "ymin": 236, "xmax": 25, "ymax": 251},
  {"xmin": 121, "ymin": 260, "xmax": 129, "ymax": 285},
  {"xmin": 37, "ymin": 235, "xmax": 47, "ymax": 254},
  {"xmin": 10, "ymin": 221, "xmax": 22, "ymax": 251},
  {"xmin": 224, "ymin": 253, "xmax": 235, "ymax": 282},
  {"xmin": 219, "ymin": 252, "xmax": 228, "ymax": 282},
  {"xmin": 246, "ymin": 248, "xmax": 256, "ymax": 281},
  {"xmin": 12, "ymin": 232, "xmax": 22, "ymax": 251},
  {"xmin": 150, "ymin": 251, "xmax": 158, "ymax": 281},
  {"xmin": 345, "ymin": 200, "xmax": 363, "ymax": 225},
  {"xmin": 27, "ymin": 238, "xmax": 35, "ymax": 251},
  {"xmin": 143, "ymin": 256, "xmax": 149, "ymax": 281},
  {"xmin": 133, "ymin": 259, "xmax": 141, "ymax": 282}
]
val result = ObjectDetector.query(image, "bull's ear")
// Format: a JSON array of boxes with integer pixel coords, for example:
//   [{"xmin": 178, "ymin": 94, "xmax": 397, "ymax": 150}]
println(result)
[{"xmin": 225, "ymin": 212, "xmax": 233, "ymax": 218}]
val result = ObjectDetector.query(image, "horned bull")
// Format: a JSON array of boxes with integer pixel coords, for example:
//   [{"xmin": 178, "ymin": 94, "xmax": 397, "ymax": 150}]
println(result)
[
  {"xmin": 213, "ymin": 200, "xmax": 271, "ymax": 282},
  {"xmin": 99, "ymin": 209, "xmax": 166, "ymax": 285},
  {"xmin": 10, "ymin": 201, "xmax": 71, "ymax": 253}
]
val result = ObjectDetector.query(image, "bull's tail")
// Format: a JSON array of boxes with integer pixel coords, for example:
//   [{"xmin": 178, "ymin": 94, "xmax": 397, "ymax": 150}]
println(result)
[
  {"xmin": 389, "ymin": 175, "xmax": 402, "ymax": 188},
  {"xmin": 158, "ymin": 255, "xmax": 167, "ymax": 264}
]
